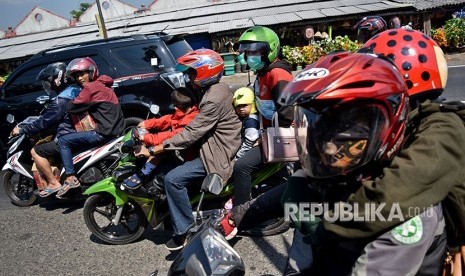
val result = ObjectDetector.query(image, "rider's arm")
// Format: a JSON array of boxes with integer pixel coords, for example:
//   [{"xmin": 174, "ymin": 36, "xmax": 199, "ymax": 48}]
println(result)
[
  {"xmin": 163, "ymin": 98, "xmax": 222, "ymax": 150},
  {"xmin": 19, "ymin": 98, "xmax": 66, "ymax": 136},
  {"xmin": 324, "ymin": 111, "xmax": 465, "ymax": 239},
  {"xmin": 235, "ymin": 117, "xmax": 260, "ymax": 160}
]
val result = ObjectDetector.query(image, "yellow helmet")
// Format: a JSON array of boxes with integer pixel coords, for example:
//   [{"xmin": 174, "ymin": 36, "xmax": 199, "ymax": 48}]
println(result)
[{"xmin": 233, "ymin": 87, "xmax": 257, "ymax": 114}]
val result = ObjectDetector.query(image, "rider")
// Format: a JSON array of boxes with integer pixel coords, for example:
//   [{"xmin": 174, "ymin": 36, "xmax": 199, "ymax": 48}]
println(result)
[
  {"xmin": 56, "ymin": 57, "xmax": 124, "ymax": 198},
  {"xmin": 121, "ymin": 88, "xmax": 200, "ymax": 190},
  {"xmin": 11, "ymin": 62, "xmax": 81, "ymax": 197},
  {"xmin": 353, "ymin": 15, "xmax": 387, "ymax": 43},
  {"xmin": 218, "ymin": 26, "xmax": 294, "ymax": 239},
  {"xmin": 279, "ymin": 29, "xmax": 463, "ymax": 275},
  {"xmin": 149, "ymin": 48, "xmax": 242, "ymax": 251}
]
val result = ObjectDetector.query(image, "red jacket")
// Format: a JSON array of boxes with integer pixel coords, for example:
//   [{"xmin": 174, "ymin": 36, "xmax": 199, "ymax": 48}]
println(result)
[{"xmin": 143, "ymin": 106, "xmax": 199, "ymax": 146}]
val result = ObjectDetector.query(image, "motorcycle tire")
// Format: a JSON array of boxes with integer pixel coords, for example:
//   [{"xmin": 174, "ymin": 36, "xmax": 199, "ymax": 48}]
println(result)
[
  {"xmin": 83, "ymin": 194, "xmax": 148, "ymax": 245},
  {"xmin": 2, "ymin": 170, "xmax": 37, "ymax": 207}
]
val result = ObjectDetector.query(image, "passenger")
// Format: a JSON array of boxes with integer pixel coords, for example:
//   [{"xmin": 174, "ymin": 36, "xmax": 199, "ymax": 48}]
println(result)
[
  {"xmin": 121, "ymin": 88, "xmax": 199, "ymax": 190},
  {"xmin": 232, "ymin": 87, "xmax": 260, "ymax": 161},
  {"xmin": 217, "ymin": 26, "xmax": 294, "ymax": 240},
  {"xmin": 11, "ymin": 62, "xmax": 81, "ymax": 197},
  {"xmin": 148, "ymin": 48, "xmax": 242, "ymax": 251},
  {"xmin": 56, "ymin": 57, "xmax": 124, "ymax": 198}
]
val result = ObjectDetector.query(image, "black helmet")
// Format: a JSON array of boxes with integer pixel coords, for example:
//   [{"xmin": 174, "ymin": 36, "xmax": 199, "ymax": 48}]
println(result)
[
  {"xmin": 353, "ymin": 16, "xmax": 387, "ymax": 43},
  {"xmin": 36, "ymin": 62, "xmax": 69, "ymax": 95}
]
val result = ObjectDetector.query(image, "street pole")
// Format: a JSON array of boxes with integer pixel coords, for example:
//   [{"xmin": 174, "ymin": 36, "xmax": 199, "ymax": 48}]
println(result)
[{"xmin": 96, "ymin": 0, "xmax": 108, "ymax": 39}]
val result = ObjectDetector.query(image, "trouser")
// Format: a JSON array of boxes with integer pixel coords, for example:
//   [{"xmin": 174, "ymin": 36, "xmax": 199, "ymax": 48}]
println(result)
[
  {"xmin": 164, "ymin": 157, "xmax": 206, "ymax": 236},
  {"xmin": 57, "ymin": 130, "xmax": 107, "ymax": 175},
  {"xmin": 232, "ymin": 181, "xmax": 286, "ymax": 230},
  {"xmin": 233, "ymin": 146, "xmax": 265, "ymax": 206}
]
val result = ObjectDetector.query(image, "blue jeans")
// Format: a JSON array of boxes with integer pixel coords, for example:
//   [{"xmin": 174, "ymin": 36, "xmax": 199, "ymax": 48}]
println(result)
[
  {"xmin": 57, "ymin": 131, "xmax": 107, "ymax": 175},
  {"xmin": 164, "ymin": 157, "xmax": 206, "ymax": 236}
]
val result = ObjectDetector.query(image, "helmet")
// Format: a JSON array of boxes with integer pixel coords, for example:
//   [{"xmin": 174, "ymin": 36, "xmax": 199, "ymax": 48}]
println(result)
[
  {"xmin": 66, "ymin": 57, "xmax": 99, "ymax": 81},
  {"xmin": 175, "ymin": 48, "xmax": 224, "ymax": 89},
  {"xmin": 36, "ymin": 62, "xmax": 69, "ymax": 95},
  {"xmin": 354, "ymin": 16, "xmax": 387, "ymax": 43},
  {"xmin": 281, "ymin": 52, "xmax": 409, "ymax": 178},
  {"xmin": 233, "ymin": 87, "xmax": 257, "ymax": 114},
  {"xmin": 389, "ymin": 16, "xmax": 401, "ymax": 29},
  {"xmin": 238, "ymin": 26, "xmax": 280, "ymax": 63},
  {"xmin": 362, "ymin": 29, "xmax": 447, "ymax": 100}
]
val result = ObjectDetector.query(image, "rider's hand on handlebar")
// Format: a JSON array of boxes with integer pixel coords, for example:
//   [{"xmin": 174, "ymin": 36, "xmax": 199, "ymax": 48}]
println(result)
[{"xmin": 10, "ymin": 126, "xmax": 20, "ymax": 137}]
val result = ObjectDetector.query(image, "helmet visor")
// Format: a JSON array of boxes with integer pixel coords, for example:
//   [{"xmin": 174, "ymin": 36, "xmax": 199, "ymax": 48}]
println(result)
[
  {"xmin": 294, "ymin": 103, "xmax": 388, "ymax": 178},
  {"xmin": 238, "ymin": 42, "xmax": 270, "ymax": 56},
  {"xmin": 41, "ymin": 80, "xmax": 53, "ymax": 95}
]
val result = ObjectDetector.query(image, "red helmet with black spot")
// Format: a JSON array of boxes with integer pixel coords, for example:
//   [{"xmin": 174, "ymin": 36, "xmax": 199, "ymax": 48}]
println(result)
[
  {"xmin": 362, "ymin": 29, "xmax": 447, "ymax": 100},
  {"xmin": 281, "ymin": 52, "xmax": 409, "ymax": 178}
]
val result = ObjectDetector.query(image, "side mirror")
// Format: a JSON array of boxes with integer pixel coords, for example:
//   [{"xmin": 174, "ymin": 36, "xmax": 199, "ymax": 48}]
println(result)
[
  {"xmin": 6, "ymin": 114, "xmax": 14, "ymax": 124},
  {"xmin": 150, "ymin": 104, "xmax": 160, "ymax": 115},
  {"xmin": 36, "ymin": 95, "xmax": 50, "ymax": 105},
  {"xmin": 201, "ymin": 173, "xmax": 223, "ymax": 195}
]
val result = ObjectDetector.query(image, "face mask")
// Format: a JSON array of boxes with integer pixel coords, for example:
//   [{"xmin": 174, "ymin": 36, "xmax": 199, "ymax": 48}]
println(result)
[{"xmin": 247, "ymin": 55, "xmax": 265, "ymax": 71}]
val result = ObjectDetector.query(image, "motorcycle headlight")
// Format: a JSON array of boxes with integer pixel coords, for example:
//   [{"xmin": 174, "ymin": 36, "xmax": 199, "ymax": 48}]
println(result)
[{"xmin": 201, "ymin": 228, "xmax": 244, "ymax": 275}]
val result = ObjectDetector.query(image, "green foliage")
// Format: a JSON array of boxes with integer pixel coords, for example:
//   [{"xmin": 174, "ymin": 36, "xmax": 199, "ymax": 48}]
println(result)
[
  {"xmin": 282, "ymin": 36, "xmax": 361, "ymax": 65},
  {"xmin": 70, "ymin": 3, "xmax": 92, "ymax": 19},
  {"xmin": 443, "ymin": 18, "xmax": 465, "ymax": 48}
]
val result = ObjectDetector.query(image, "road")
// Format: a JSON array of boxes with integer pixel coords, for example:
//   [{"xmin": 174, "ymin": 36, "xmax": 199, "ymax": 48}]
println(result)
[{"xmin": 0, "ymin": 186, "xmax": 292, "ymax": 276}]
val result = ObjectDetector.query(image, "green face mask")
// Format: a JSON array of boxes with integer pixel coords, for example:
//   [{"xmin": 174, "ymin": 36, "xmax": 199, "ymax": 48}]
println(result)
[{"xmin": 247, "ymin": 55, "xmax": 265, "ymax": 71}]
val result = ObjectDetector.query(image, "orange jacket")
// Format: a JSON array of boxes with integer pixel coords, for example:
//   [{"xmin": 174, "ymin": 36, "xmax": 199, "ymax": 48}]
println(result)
[{"xmin": 142, "ymin": 106, "xmax": 199, "ymax": 146}]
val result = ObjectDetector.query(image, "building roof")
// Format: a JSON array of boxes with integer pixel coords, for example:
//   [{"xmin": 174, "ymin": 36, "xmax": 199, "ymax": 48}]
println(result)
[
  {"xmin": 79, "ymin": 0, "xmax": 139, "ymax": 23},
  {"xmin": 14, "ymin": 6, "xmax": 70, "ymax": 36},
  {"xmin": 0, "ymin": 0, "xmax": 464, "ymax": 61}
]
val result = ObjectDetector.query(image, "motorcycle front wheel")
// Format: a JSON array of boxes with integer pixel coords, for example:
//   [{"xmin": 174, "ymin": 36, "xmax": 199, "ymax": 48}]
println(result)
[
  {"xmin": 83, "ymin": 194, "xmax": 148, "ymax": 245},
  {"xmin": 2, "ymin": 170, "xmax": 37, "ymax": 207}
]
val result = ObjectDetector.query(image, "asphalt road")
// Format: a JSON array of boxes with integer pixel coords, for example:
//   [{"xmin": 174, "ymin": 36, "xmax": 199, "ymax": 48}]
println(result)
[{"xmin": 0, "ymin": 187, "xmax": 292, "ymax": 276}]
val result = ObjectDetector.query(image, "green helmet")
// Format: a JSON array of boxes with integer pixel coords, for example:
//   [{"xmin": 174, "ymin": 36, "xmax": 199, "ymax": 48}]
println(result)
[{"xmin": 238, "ymin": 26, "xmax": 280, "ymax": 63}]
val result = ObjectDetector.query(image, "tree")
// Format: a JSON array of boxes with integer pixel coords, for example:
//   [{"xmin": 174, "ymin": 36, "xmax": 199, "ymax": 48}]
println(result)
[{"xmin": 70, "ymin": 3, "xmax": 92, "ymax": 19}]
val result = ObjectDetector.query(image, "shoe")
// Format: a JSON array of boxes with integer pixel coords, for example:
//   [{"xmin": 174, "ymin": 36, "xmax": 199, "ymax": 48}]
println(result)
[
  {"xmin": 121, "ymin": 172, "xmax": 146, "ymax": 190},
  {"xmin": 38, "ymin": 186, "xmax": 61, "ymax": 198},
  {"xmin": 217, "ymin": 211, "xmax": 238, "ymax": 241},
  {"xmin": 165, "ymin": 234, "xmax": 187, "ymax": 251},
  {"xmin": 56, "ymin": 177, "xmax": 80, "ymax": 198}
]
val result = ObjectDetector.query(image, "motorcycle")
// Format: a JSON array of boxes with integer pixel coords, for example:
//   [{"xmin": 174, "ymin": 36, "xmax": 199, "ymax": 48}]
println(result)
[
  {"xmin": 82, "ymin": 128, "xmax": 291, "ymax": 245},
  {"xmin": 1, "ymin": 110, "xmax": 123, "ymax": 207},
  {"xmin": 166, "ymin": 174, "xmax": 245, "ymax": 276}
]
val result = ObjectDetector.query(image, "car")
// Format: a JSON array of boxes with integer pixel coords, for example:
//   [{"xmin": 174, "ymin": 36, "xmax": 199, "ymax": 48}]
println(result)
[
  {"xmin": 0, "ymin": 33, "xmax": 193, "ymax": 164},
  {"xmin": 453, "ymin": 6, "xmax": 465, "ymax": 19}
]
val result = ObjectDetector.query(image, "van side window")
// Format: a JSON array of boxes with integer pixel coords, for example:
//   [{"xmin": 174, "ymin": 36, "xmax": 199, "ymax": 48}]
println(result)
[
  {"xmin": 112, "ymin": 44, "xmax": 175, "ymax": 71},
  {"xmin": 3, "ymin": 65, "xmax": 44, "ymax": 98}
]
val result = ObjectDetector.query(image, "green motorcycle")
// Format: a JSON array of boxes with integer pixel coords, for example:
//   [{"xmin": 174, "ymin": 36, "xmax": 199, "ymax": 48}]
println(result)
[{"xmin": 82, "ymin": 129, "xmax": 291, "ymax": 245}]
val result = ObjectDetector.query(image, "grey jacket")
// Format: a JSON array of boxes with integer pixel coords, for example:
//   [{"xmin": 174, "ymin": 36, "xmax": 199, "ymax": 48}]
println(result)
[{"xmin": 163, "ymin": 82, "xmax": 242, "ymax": 182}]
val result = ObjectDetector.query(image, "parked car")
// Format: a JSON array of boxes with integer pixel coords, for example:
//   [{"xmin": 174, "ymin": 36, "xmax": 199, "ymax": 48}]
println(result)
[
  {"xmin": 0, "ymin": 33, "xmax": 193, "ymax": 164},
  {"xmin": 453, "ymin": 6, "xmax": 465, "ymax": 18}
]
